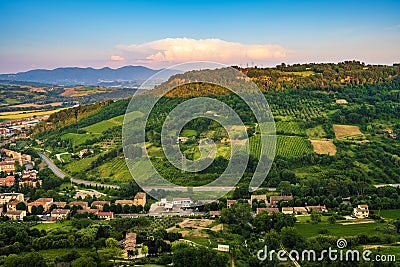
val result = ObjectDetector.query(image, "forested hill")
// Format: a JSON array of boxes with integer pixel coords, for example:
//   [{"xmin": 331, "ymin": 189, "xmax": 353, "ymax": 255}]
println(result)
[
  {"xmin": 31, "ymin": 61, "xmax": 400, "ymax": 138},
  {"xmin": 153, "ymin": 61, "xmax": 400, "ymax": 98}
]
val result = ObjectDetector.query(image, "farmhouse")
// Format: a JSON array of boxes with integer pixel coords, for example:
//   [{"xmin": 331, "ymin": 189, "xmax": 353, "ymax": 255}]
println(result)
[
  {"xmin": 353, "ymin": 204, "xmax": 369, "ymax": 218},
  {"xmin": 133, "ymin": 192, "xmax": 146, "ymax": 206},
  {"xmin": 124, "ymin": 232, "xmax": 137, "ymax": 256}
]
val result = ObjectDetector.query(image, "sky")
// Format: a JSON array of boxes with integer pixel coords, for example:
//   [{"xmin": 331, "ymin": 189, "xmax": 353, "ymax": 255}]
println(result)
[{"xmin": 0, "ymin": 0, "xmax": 399, "ymax": 73}]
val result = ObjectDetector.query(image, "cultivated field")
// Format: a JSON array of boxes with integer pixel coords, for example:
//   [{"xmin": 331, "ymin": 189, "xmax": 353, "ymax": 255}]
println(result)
[
  {"xmin": 0, "ymin": 108, "xmax": 67, "ymax": 120},
  {"xmin": 310, "ymin": 139, "xmax": 337, "ymax": 155},
  {"xmin": 333, "ymin": 124, "xmax": 363, "ymax": 139}
]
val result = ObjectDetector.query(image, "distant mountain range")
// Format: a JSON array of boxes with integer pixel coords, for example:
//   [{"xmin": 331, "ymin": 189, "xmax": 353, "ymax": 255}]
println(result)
[{"xmin": 0, "ymin": 66, "xmax": 180, "ymax": 86}]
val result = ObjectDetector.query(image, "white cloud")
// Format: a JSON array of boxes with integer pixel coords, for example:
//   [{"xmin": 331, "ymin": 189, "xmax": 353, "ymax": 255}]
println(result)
[
  {"xmin": 110, "ymin": 55, "xmax": 125, "ymax": 61},
  {"xmin": 115, "ymin": 38, "xmax": 288, "ymax": 65}
]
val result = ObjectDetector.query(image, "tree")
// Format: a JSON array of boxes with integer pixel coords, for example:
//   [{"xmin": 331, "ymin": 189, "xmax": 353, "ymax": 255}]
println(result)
[
  {"xmin": 280, "ymin": 227, "xmax": 305, "ymax": 250},
  {"xmin": 142, "ymin": 245, "xmax": 148, "ymax": 257},
  {"xmin": 71, "ymin": 257, "xmax": 97, "ymax": 267},
  {"xmin": 16, "ymin": 202, "xmax": 26, "ymax": 211},
  {"xmin": 106, "ymin": 237, "xmax": 118, "ymax": 248},
  {"xmin": 310, "ymin": 211, "xmax": 322, "ymax": 224}
]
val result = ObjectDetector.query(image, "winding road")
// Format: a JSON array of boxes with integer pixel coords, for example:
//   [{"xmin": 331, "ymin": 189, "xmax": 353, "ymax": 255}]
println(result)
[{"xmin": 38, "ymin": 153, "xmax": 120, "ymax": 189}]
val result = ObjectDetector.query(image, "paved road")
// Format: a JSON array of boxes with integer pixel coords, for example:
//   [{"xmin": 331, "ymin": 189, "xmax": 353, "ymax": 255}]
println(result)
[
  {"xmin": 375, "ymin": 184, "xmax": 400, "ymax": 188},
  {"xmin": 39, "ymin": 152, "xmax": 275, "ymax": 192},
  {"xmin": 38, "ymin": 153, "xmax": 120, "ymax": 189}
]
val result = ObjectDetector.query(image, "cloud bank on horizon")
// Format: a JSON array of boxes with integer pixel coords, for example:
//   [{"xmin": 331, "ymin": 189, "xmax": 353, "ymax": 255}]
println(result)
[{"xmin": 110, "ymin": 38, "xmax": 289, "ymax": 67}]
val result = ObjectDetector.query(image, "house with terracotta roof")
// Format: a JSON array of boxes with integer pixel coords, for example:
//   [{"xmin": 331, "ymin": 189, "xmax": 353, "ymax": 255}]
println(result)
[
  {"xmin": 134, "ymin": 192, "xmax": 146, "ymax": 206},
  {"xmin": 209, "ymin": 211, "xmax": 221, "ymax": 217},
  {"xmin": 306, "ymin": 205, "xmax": 328, "ymax": 213},
  {"xmin": 98, "ymin": 211, "xmax": 114, "ymax": 220},
  {"xmin": 250, "ymin": 194, "xmax": 267, "ymax": 205},
  {"xmin": 27, "ymin": 198, "xmax": 53, "ymax": 213},
  {"xmin": 69, "ymin": 201, "xmax": 88, "ymax": 210},
  {"xmin": 6, "ymin": 210, "xmax": 26, "ymax": 220},
  {"xmin": 91, "ymin": 201, "xmax": 110, "ymax": 210},
  {"xmin": 19, "ymin": 170, "xmax": 41, "ymax": 188},
  {"xmin": 353, "ymin": 204, "xmax": 369, "ymax": 218},
  {"xmin": 51, "ymin": 202, "xmax": 67, "ymax": 209},
  {"xmin": 269, "ymin": 196, "xmax": 293, "ymax": 207},
  {"xmin": 256, "ymin": 207, "xmax": 279, "ymax": 215},
  {"xmin": 227, "ymin": 200, "xmax": 237, "ymax": 208},
  {"xmin": 115, "ymin": 200, "xmax": 135, "ymax": 206},
  {"xmin": 293, "ymin": 207, "xmax": 308, "ymax": 215},
  {"xmin": 0, "ymin": 160, "xmax": 15, "ymax": 174},
  {"xmin": 0, "ymin": 175, "xmax": 15, "ymax": 187},
  {"xmin": 124, "ymin": 232, "xmax": 137, "ymax": 256},
  {"xmin": 50, "ymin": 209, "xmax": 70, "ymax": 220},
  {"xmin": 0, "ymin": 193, "xmax": 24, "ymax": 205},
  {"xmin": 7, "ymin": 200, "xmax": 20, "ymax": 211},
  {"xmin": 281, "ymin": 207, "xmax": 294, "ymax": 214}
]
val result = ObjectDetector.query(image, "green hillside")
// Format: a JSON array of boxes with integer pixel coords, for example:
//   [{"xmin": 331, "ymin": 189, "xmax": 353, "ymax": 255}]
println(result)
[{"xmin": 31, "ymin": 63, "xmax": 400, "ymax": 189}]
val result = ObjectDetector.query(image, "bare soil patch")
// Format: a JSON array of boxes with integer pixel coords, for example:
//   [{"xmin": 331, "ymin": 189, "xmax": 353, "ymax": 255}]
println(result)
[
  {"xmin": 310, "ymin": 139, "xmax": 337, "ymax": 155},
  {"xmin": 333, "ymin": 124, "xmax": 363, "ymax": 139}
]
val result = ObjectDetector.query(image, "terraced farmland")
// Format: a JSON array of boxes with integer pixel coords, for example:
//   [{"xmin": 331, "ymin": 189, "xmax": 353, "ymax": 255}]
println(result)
[{"xmin": 250, "ymin": 134, "xmax": 312, "ymax": 159}]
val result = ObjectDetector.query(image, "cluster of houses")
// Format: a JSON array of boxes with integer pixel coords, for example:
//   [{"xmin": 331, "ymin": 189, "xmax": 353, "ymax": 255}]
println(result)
[
  {"xmin": 0, "ymin": 148, "xmax": 39, "ymax": 188},
  {"xmin": 0, "ymin": 116, "xmax": 47, "ymax": 138},
  {"xmin": 0, "ymin": 192, "xmax": 147, "ymax": 221},
  {"xmin": 215, "ymin": 194, "xmax": 369, "ymax": 219}
]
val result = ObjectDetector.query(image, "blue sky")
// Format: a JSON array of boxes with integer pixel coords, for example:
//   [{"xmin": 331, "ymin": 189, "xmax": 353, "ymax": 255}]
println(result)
[{"xmin": 0, "ymin": 0, "xmax": 399, "ymax": 72}]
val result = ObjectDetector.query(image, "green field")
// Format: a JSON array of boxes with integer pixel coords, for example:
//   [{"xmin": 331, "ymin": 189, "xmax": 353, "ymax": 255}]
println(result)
[
  {"xmin": 181, "ymin": 129, "xmax": 197, "ymax": 137},
  {"xmin": 32, "ymin": 220, "xmax": 73, "ymax": 232},
  {"xmin": 0, "ymin": 108, "xmax": 67, "ymax": 120},
  {"xmin": 83, "ymin": 111, "xmax": 143, "ymax": 134},
  {"xmin": 92, "ymin": 157, "xmax": 132, "ymax": 182},
  {"xmin": 375, "ymin": 209, "xmax": 400, "ymax": 219},
  {"xmin": 275, "ymin": 121, "xmax": 305, "ymax": 135},
  {"xmin": 295, "ymin": 222, "xmax": 379, "ymax": 238},
  {"xmin": 61, "ymin": 132, "xmax": 99, "ymax": 146},
  {"xmin": 250, "ymin": 134, "xmax": 312, "ymax": 159},
  {"xmin": 63, "ymin": 153, "xmax": 103, "ymax": 174},
  {"xmin": 306, "ymin": 125, "xmax": 327, "ymax": 139},
  {"xmin": 37, "ymin": 248, "xmax": 91, "ymax": 262}
]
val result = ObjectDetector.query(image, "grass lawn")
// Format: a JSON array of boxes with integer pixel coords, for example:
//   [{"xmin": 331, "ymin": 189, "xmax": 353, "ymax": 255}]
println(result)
[
  {"xmin": 295, "ymin": 222, "xmax": 379, "ymax": 238},
  {"xmin": 375, "ymin": 209, "xmax": 400, "ymax": 219},
  {"xmin": 61, "ymin": 132, "xmax": 99, "ymax": 146},
  {"xmin": 63, "ymin": 153, "xmax": 103, "ymax": 174},
  {"xmin": 276, "ymin": 121, "xmax": 305, "ymax": 135},
  {"xmin": 32, "ymin": 220, "xmax": 73, "ymax": 232},
  {"xmin": 181, "ymin": 129, "xmax": 197, "ymax": 137},
  {"xmin": 37, "ymin": 248, "xmax": 91, "ymax": 262},
  {"xmin": 306, "ymin": 125, "xmax": 327, "ymax": 139}
]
